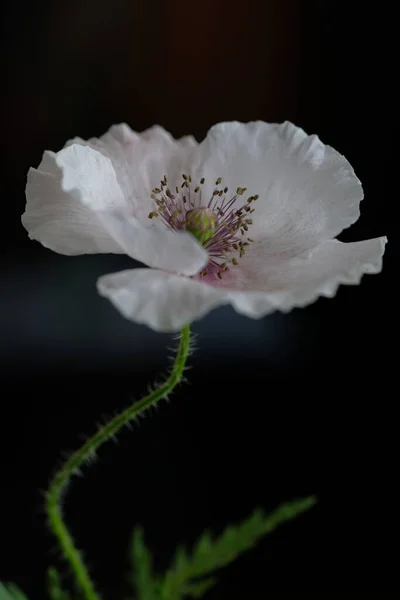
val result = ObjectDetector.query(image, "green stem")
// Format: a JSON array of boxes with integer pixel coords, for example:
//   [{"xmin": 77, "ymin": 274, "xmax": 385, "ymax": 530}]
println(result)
[{"xmin": 45, "ymin": 324, "xmax": 191, "ymax": 600}]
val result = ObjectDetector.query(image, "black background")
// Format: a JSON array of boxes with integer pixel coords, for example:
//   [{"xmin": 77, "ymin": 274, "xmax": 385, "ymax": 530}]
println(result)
[{"xmin": 0, "ymin": 1, "xmax": 397, "ymax": 599}]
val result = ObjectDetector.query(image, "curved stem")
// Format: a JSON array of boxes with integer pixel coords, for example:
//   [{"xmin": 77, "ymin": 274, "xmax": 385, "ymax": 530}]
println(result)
[{"xmin": 45, "ymin": 325, "xmax": 191, "ymax": 600}]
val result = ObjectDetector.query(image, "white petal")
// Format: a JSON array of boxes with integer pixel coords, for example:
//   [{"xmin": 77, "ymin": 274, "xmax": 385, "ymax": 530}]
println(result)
[
  {"xmin": 193, "ymin": 121, "xmax": 363, "ymax": 255},
  {"xmin": 97, "ymin": 237, "xmax": 386, "ymax": 331},
  {"xmin": 22, "ymin": 145, "xmax": 126, "ymax": 255},
  {"xmin": 95, "ymin": 210, "xmax": 208, "ymax": 275},
  {"xmin": 59, "ymin": 143, "xmax": 206, "ymax": 274},
  {"xmin": 97, "ymin": 268, "xmax": 226, "ymax": 332},
  {"xmin": 24, "ymin": 143, "xmax": 207, "ymax": 274},
  {"xmin": 224, "ymin": 236, "xmax": 387, "ymax": 316},
  {"xmin": 65, "ymin": 123, "xmax": 198, "ymax": 222}
]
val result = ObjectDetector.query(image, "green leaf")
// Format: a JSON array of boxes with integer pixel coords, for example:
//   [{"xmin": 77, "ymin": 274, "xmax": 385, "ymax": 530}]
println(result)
[
  {"xmin": 0, "ymin": 582, "xmax": 29, "ymax": 600},
  {"xmin": 161, "ymin": 496, "xmax": 316, "ymax": 599},
  {"xmin": 47, "ymin": 567, "xmax": 73, "ymax": 600},
  {"xmin": 181, "ymin": 577, "xmax": 217, "ymax": 598},
  {"xmin": 130, "ymin": 527, "xmax": 161, "ymax": 600}
]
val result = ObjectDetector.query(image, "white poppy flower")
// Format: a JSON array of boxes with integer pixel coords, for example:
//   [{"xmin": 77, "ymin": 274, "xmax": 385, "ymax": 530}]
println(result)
[{"xmin": 22, "ymin": 121, "xmax": 387, "ymax": 332}]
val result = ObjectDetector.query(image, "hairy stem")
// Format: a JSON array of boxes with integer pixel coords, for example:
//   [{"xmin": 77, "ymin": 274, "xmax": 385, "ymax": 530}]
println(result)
[{"xmin": 45, "ymin": 325, "xmax": 191, "ymax": 600}]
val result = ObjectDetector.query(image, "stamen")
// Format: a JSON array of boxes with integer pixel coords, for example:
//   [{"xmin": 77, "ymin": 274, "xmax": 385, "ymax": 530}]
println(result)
[{"xmin": 148, "ymin": 173, "xmax": 258, "ymax": 280}]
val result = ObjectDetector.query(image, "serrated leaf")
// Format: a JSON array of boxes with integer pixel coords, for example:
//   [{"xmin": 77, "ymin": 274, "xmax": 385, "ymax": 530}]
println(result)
[
  {"xmin": 47, "ymin": 567, "xmax": 72, "ymax": 600},
  {"xmin": 130, "ymin": 527, "xmax": 160, "ymax": 600},
  {"xmin": 0, "ymin": 582, "xmax": 29, "ymax": 600},
  {"xmin": 161, "ymin": 496, "xmax": 316, "ymax": 599},
  {"xmin": 182, "ymin": 577, "xmax": 217, "ymax": 598}
]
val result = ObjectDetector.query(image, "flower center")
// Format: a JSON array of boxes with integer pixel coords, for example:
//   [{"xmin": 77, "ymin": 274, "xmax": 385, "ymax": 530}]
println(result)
[
  {"xmin": 185, "ymin": 208, "xmax": 218, "ymax": 245},
  {"xmin": 148, "ymin": 174, "xmax": 258, "ymax": 280}
]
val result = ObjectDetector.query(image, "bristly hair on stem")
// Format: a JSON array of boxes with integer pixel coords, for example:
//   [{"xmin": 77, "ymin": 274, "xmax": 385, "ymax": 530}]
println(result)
[
  {"xmin": 0, "ymin": 322, "xmax": 317, "ymax": 600},
  {"xmin": 44, "ymin": 324, "xmax": 192, "ymax": 600}
]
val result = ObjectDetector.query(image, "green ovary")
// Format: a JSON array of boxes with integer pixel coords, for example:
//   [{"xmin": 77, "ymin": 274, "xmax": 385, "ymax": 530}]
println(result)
[{"xmin": 185, "ymin": 208, "xmax": 218, "ymax": 245}]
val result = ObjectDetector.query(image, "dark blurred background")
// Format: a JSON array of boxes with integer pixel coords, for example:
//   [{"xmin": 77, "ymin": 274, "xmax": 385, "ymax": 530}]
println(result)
[{"xmin": 0, "ymin": 1, "xmax": 397, "ymax": 599}]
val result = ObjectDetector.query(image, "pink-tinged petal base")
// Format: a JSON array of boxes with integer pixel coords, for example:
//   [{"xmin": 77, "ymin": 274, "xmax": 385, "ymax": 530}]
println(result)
[{"xmin": 97, "ymin": 237, "xmax": 387, "ymax": 332}]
